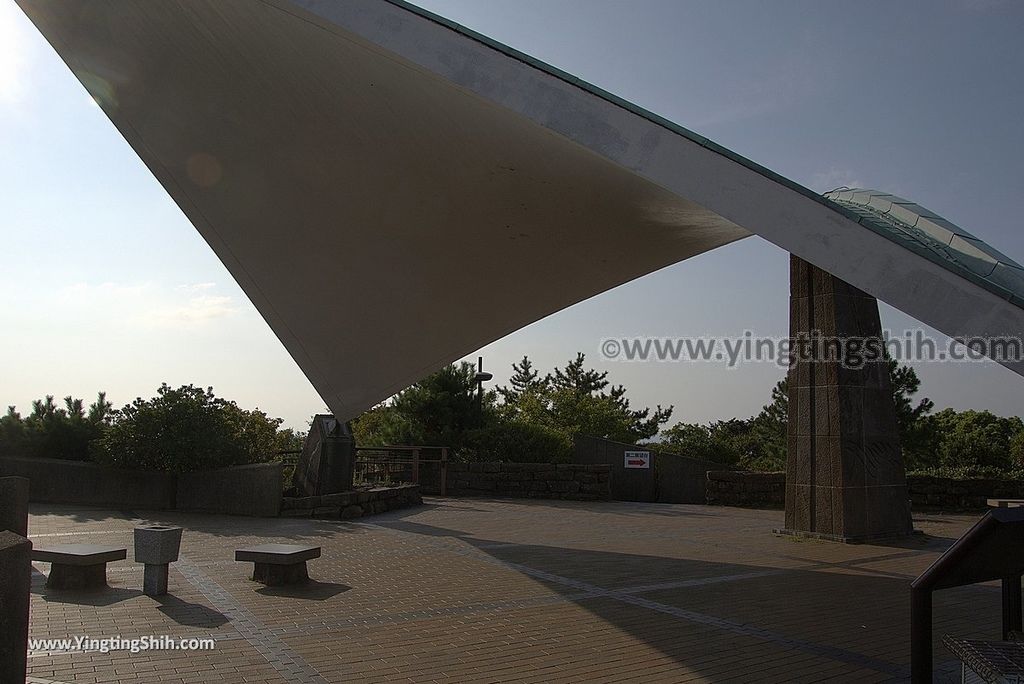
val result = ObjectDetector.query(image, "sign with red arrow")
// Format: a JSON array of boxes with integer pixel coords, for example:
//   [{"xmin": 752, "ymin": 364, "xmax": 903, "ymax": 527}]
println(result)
[{"xmin": 624, "ymin": 451, "xmax": 651, "ymax": 469}]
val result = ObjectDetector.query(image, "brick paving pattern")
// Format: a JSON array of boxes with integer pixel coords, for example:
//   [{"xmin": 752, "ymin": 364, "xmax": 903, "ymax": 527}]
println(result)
[{"xmin": 24, "ymin": 498, "xmax": 1000, "ymax": 682}]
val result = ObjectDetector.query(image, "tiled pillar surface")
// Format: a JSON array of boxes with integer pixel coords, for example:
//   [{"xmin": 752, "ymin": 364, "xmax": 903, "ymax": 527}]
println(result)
[{"xmin": 783, "ymin": 255, "xmax": 913, "ymax": 542}]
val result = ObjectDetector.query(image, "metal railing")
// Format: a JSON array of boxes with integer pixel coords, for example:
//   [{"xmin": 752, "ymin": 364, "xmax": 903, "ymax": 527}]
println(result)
[
  {"xmin": 275, "ymin": 445, "xmax": 450, "ymax": 495},
  {"xmin": 354, "ymin": 445, "xmax": 448, "ymax": 495}
]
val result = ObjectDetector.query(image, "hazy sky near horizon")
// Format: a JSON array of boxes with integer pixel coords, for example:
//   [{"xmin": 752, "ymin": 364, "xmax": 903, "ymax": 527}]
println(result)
[{"xmin": 2, "ymin": 0, "xmax": 1023, "ymax": 431}]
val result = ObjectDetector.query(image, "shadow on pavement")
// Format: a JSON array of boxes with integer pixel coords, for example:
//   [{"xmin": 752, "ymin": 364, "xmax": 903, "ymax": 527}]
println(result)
[
  {"xmin": 374, "ymin": 515, "xmax": 1002, "ymax": 681},
  {"xmin": 154, "ymin": 594, "xmax": 230, "ymax": 627},
  {"xmin": 255, "ymin": 579, "xmax": 351, "ymax": 601}
]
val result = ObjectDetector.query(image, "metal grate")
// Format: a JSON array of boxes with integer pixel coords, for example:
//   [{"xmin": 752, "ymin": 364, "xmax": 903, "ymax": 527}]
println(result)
[{"xmin": 944, "ymin": 636, "xmax": 1024, "ymax": 684}]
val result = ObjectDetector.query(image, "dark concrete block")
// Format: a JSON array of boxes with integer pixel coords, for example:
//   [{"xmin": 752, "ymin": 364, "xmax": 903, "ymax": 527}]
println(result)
[
  {"xmin": 791, "ymin": 298, "xmax": 809, "ymax": 334},
  {"xmin": 813, "ymin": 436, "xmax": 832, "ymax": 487},
  {"xmin": 863, "ymin": 388, "xmax": 899, "ymax": 436},
  {"xmin": 815, "ymin": 436, "xmax": 843, "ymax": 490},
  {"xmin": 235, "ymin": 544, "xmax": 320, "ymax": 565},
  {"xmin": 791, "ymin": 256, "xmax": 809, "ymax": 297},
  {"xmin": 839, "ymin": 436, "xmax": 866, "ymax": 489},
  {"xmin": 0, "ymin": 531, "xmax": 30, "ymax": 684},
  {"xmin": 236, "ymin": 544, "xmax": 320, "ymax": 586},
  {"xmin": 791, "ymin": 436, "xmax": 812, "ymax": 485},
  {"xmin": 785, "ymin": 256, "xmax": 911, "ymax": 542},
  {"xmin": 812, "ymin": 294, "xmax": 838, "ymax": 336},
  {"xmin": 791, "ymin": 484, "xmax": 812, "ymax": 530},
  {"xmin": 178, "ymin": 463, "xmax": 283, "ymax": 517},
  {"xmin": 864, "ymin": 437, "xmax": 905, "ymax": 487},
  {"xmin": 47, "ymin": 561, "xmax": 108, "ymax": 590},
  {"xmin": 836, "ymin": 386, "xmax": 864, "ymax": 437},
  {"xmin": 855, "ymin": 296, "xmax": 883, "ymax": 334},
  {"xmin": 811, "ymin": 263, "xmax": 834, "ymax": 296},
  {"xmin": 820, "ymin": 360, "xmax": 838, "ymax": 387},
  {"xmin": 0, "ymin": 477, "xmax": 29, "ymax": 536},
  {"xmin": 831, "ymin": 295, "xmax": 862, "ymax": 338},
  {"xmin": 814, "ymin": 391, "xmax": 834, "ymax": 436},
  {"xmin": 33, "ymin": 544, "xmax": 127, "ymax": 565},
  {"xmin": 813, "ymin": 485, "xmax": 834, "ymax": 536},
  {"xmin": 134, "ymin": 525, "xmax": 181, "ymax": 597},
  {"xmin": 33, "ymin": 544, "xmax": 127, "ymax": 590},
  {"xmin": 836, "ymin": 363, "xmax": 868, "ymax": 388},
  {"xmin": 134, "ymin": 525, "xmax": 182, "ymax": 565},
  {"xmin": 800, "ymin": 356, "xmax": 814, "ymax": 388},
  {"xmin": 794, "ymin": 387, "xmax": 812, "ymax": 434},
  {"xmin": 785, "ymin": 436, "xmax": 800, "ymax": 484},
  {"xmin": 253, "ymin": 561, "xmax": 308, "ymax": 586},
  {"xmin": 143, "ymin": 564, "xmax": 169, "ymax": 595},
  {"xmin": 831, "ymin": 489, "xmax": 845, "ymax": 537},
  {"xmin": 858, "ymin": 356, "xmax": 889, "ymax": 391},
  {"xmin": 839, "ymin": 486, "xmax": 867, "ymax": 540},
  {"xmin": 292, "ymin": 415, "xmax": 354, "ymax": 496},
  {"xmin": 864, "ymin": 485, "xmax": 913, "ymax": 537}
]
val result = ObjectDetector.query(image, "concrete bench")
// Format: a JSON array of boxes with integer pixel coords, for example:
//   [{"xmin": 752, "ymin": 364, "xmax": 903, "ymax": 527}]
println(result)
[
  {"xmin": 988, "ymin": 499, "xmax": 1024, "ymax": 508},
  {"xmin": 32, "ymin": 544, "xmax": 127, "ymax": 590},
  {"xmin": 235, "ymin": 544, "xmax": 321, "ymax": 586}
]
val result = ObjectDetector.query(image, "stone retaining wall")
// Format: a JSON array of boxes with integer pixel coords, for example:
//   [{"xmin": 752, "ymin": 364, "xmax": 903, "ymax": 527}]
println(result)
[
  {"xmin": 574, "ymin": 436, "xmax": 728, "ymax": 503},
  {"xmin": 281, "ymin": 483, "xmax": 422, "ymax": 519},
  {"xmin": 0, "ymin": 456, "xmax": 176, "ymax": 510},
  {"xmin": 0, "ymin": 456, "xmax": 282, "ymax": 516},
  {"xmin": 177, "ymin": 463, "xmax": 283, "ymax": 517},
  {"xmin": 706, "ymin": 471, "xmax": 1024, "ymax": 511},
  {"xmin": 908, "ymin": 476, "xmax": 1024, "ymax": 510},
  {"xmin": 446, "ymin": 462, "xmax": 611, "ymax": 500},
  {"xmin": 706, "ymin": 471, "xmax": 786, "ymax": 508}
]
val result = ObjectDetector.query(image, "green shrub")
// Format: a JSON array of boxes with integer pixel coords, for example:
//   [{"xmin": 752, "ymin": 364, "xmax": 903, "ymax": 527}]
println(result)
[
  {"xmin": 0, "ymin": 406, "xmax": 27, "ymax": 456},
  {"xmin": 460, "ymin": 421, "xmax": 573, "ymax": 463},
  {"xmin": 94, "ymin": 384, "xmax": 284, "ymax": 473},
  {"xmin": 0, "ymin": 394, "xmax": 111, "ymax": 461},
  {"xmin": 908, "ymin": 466, "xmax": 1024, "ymax": 480},
  {"xmin": 929, "ymin": 409, "xmax": 1023, "ymax": 472}
]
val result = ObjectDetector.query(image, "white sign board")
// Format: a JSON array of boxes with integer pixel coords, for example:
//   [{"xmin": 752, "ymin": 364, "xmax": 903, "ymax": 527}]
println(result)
[{"xmin": 624, "ymin": 451, "xmax": 651, "ymax": 469}]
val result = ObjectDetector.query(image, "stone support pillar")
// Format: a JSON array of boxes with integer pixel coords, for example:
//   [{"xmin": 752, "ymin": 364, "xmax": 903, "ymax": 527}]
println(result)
[{"xmin": 780, "ymin": 255, "xmax": 913, "ymax": 542}]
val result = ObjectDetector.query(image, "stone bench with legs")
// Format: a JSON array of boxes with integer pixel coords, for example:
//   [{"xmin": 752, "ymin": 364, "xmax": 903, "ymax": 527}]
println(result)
[
  {"xmin": 989, "ymin": 499, "xmax": 1024, "ymax": 508},
  {"xmin": 32, "ymin": 545, "xmax": 127, "ymax": 590},
  {"xmin": 235, "ymin": 543, "xmax": 321, "ymax": 586}
]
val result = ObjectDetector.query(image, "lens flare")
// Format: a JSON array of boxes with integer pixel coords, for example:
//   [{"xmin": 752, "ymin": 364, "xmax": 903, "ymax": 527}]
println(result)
[{"xmin": 186, "ymin": 153, "xmax": 223, "ymax": 188}]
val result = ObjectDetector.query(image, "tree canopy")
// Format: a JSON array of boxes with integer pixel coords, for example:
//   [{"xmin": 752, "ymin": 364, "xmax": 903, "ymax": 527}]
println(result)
[
  {"xmin": 5, "ymin": 354, "xmax": 1024, "ymax": 479},
  {"xmin": 658, "ymin": 358, "xmax": 954, "ymax": 473},
  {"xmin": 0, "ymin": 384, "xmax": 302, "ymax": 473},
  {"xmin": 353, "ymin": 353, "xmax": 672, "ymax": 462}
]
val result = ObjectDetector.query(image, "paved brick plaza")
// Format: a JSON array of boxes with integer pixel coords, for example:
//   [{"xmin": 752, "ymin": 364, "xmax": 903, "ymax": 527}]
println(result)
[{"xmin": 25, "ymin": 498, "xmax": 998, "ymax": 683}]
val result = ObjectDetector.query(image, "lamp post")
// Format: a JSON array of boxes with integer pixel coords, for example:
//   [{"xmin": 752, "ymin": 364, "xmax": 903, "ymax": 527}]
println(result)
[{"xmin": 473, "ymin": 356, "xmax": 492, "ymax": 421}]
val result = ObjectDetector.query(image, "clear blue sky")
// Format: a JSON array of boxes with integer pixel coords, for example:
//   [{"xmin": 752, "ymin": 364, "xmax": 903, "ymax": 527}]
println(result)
[{"xmin": 2, "ymin": 0, "xmax": 1023, "ymax": 430}]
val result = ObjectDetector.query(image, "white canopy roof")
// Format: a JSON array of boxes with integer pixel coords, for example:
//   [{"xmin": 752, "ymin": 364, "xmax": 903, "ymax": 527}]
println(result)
[{"xmin": 17, "ymin": 0, "xmax": 1024, "ymax": 419}]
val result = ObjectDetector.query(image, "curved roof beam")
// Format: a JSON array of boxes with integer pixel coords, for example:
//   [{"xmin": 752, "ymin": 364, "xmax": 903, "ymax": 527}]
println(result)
[{"xmin": 15, "ymin": 0, "xmax": 1024, "ymax": 420}]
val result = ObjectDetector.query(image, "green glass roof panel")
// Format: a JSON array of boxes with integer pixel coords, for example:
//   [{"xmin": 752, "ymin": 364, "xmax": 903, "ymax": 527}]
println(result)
[{"xmin": 824, "ymin": 188, "xmax": 1023, "ymax": 304}]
